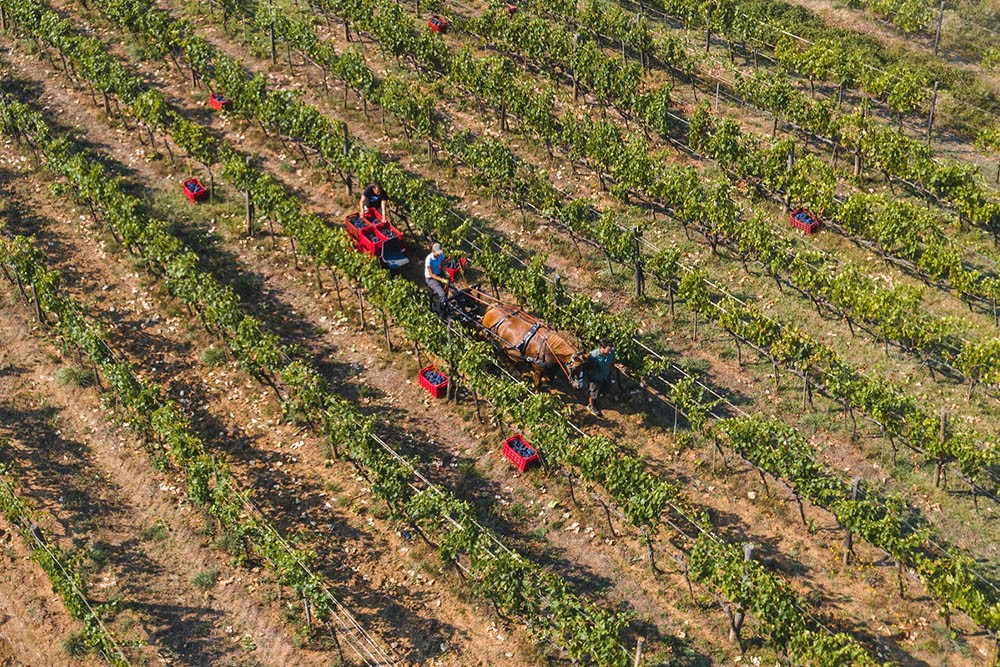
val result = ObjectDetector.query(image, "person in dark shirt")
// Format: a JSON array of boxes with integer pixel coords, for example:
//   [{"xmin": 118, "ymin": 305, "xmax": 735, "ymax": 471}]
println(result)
[
  {"xmin": 586, "ymin": 339, "xmax": 615, "ymax": 417},
  {"xmin": 360, "ymin": 183, "xmax": 389, "ymax": 223}
]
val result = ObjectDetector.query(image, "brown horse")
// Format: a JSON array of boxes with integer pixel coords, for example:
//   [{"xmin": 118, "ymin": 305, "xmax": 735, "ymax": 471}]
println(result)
[{"xmin": 481, "ymin": 305, "xmax": 587, "ymax": 388}]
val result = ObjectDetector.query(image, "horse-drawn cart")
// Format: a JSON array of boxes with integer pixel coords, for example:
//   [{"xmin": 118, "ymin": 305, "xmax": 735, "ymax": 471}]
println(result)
[{"xmin": 441, "ymin": 285, "xmax": 587, "ymax": 388}]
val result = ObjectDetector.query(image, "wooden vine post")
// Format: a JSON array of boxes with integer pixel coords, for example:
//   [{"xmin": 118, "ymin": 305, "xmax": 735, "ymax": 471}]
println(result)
[
  {"xmin": 303, "ymin": 597, "xmax": 313, "ymax": 637},
  {"xmin": 934, "ymin": 408, "xmax": 946, "ymax": 488},
  {"xmin": 342, "ymin": 124, "xmax": 352, "ymax": 196},
  {"xmin": 843, "ymin": 477, "xmax": 861, "ymax": 565},
  {"xmin": 633, "ymin": 636, "xmax": 645, "ymax": 667},
  {"xmin": 932, "ymin": 0, "xmax": 945, "ymax": 56},
  {"xmin": 728, "ymin": 542, "xmax": 753, "ymax": 648},
  {"xmin": 926, "ymin": 81, "xmax": 939, "ymax": 143},
  {"xmin": 633, "ymin": 226, "xmax": 644, "ymax": 298}
]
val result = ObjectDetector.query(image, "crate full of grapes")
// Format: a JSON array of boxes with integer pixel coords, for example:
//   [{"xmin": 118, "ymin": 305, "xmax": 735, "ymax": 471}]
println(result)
[
  {"xmin": 182, "ymin": 178, "xmax": 208, "ymax": 203},
  {"xmin": 789, "ymin": 207, "xmax": 819, "ymax": 234},
  {"xmin": 418, "ymin": 365, "xmax": 449, "ymax": 398},
  {"xmin": 345, "ymin": 213, "xmax": 371, "ymax": 242},
  {"xmin": 373, "ymin": 221, "xmax": 402, "ymax": 242},
  {"xmin": 428, "ymin": 15, "xmax": 449, "ymax": 33},
  {"xmin": 502, "ymin": 434, "xmax": 539, "ymax": 472},
  {"xmin": 209, "ymin": 92, "xmax": 232, "ymax": 111},
  {"xmin": 356, "ymin": 226, "xmax": 384, "ymax": 255}
]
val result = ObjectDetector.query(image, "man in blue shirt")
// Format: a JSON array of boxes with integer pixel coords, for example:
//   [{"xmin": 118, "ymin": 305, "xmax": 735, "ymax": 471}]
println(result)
[
  {"xmin": 425, "ymin": 242, "xmax": 449, "ymax": 305},
  {"xmin": 587, "ymin": 339, "xmax": 615, "ymax": 416}
]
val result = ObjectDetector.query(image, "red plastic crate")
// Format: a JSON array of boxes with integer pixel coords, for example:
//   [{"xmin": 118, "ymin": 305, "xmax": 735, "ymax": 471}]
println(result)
[
  {"xmin": 789, "ymin": 207, "xmax": 819, "ymax": 234},
  {"xmin": 502, "ymin": 434, "xmax": 539, "ymax": 472},
  {"xmin": 363, "ymin": 206, "xmax": 383, "ymax": 224},
  {"xmin": 428, "ymin": 15, "xmax": 449, "ymax": 33},
  {"xmin": 182, "ymin": 178, "xmax": 208, "ymax": 203},
  {"xmin": 345, "ymin": 213, "xmax": 371, "ymax": 242},
  {"xmin": 357, "ymin": 226, "xmax": 384, "ymax": 255},
  {"xmin": 418, "ymin": 365, "xmax": 449, "ymax": 398},
  {"xmin": 209, "ymin": 92, "xmax": 231, "ymax": 111},
  {"xmin": 442, "ymin": 256, "xmax": 466, "ymax": 281},
  {"xmin": 373, "ymin": 221, "xmax": 403, "ymax": 243}
]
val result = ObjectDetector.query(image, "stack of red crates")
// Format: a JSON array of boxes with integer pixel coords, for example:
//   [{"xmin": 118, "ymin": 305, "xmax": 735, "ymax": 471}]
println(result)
[
  {"xmin": 345, "ymin": 208, "xmax": 405, "ymax": 258},
  {"xmin": 502, "ymin": 434, "xmax": 539, "ymax": 472}
]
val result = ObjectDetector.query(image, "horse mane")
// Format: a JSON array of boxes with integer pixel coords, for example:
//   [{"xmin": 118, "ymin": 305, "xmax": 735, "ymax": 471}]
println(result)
[{"xmin": 542, "ymin": 330, "xmax": 580, "ymax": 361}]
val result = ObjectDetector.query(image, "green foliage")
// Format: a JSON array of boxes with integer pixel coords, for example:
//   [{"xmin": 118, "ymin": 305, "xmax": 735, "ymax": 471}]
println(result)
[
  {"xmin": 199, "ymin": 346, "xmax": 228, "ymax": 366},
  {"xmin": 191, "ymin": 568, "xmax": 221, "ymax": 591},
  {"xmin": 55, "ymin": 364, "xmax": 97, "ymax": 388},
  {"xmin": 139, "ymin": 519, "xmax": 170, "ymax": 543}
]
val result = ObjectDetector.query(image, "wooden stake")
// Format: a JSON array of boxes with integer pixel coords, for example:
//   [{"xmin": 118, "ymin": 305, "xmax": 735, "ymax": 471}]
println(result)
[
  {"xmin": 729, "ymin": 544, "xmax": 752, "ymax": 647},
  {"xmin": 633, "ymin": 637, "xmax": 645, "ymax": 667},
  {"xmin": 633, "ymin": 226, "xmax": 644, "ymax": 298},
  {"xmin": 926, "ymin": 81, "xmax": 939, "ymax": 143},
  {"xmin": 843, "ymin": 478, "xmax": 861, "ymax": 565},
  {"xmin": 933, "ymin": 0, "xmax": 945, "ymax": 56},
  {"xmin": 303, "ymin": 597, "xmax": 313, "ymax": 636}
]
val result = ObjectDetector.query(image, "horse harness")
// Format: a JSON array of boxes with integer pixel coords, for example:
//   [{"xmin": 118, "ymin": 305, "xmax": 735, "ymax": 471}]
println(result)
[
  {"xmin": 487, "ymin": 310, "xmax": 582, "ymax": 384},
  {"xmin": 488, "ymin": 311, "xmax": 552, "ymax": 362}
]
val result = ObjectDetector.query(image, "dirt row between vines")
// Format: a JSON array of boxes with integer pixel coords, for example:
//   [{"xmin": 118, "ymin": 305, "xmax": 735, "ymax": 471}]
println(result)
[{"xmin": 1, "ymin": 3, "xmax": 992, "ymax": 664}]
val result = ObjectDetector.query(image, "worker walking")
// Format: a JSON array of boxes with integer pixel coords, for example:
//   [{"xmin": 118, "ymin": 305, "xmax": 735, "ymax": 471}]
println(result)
[
  {"xmin": 586, "ymin": 339, "xmax": 615, "ymax": 417},
  {"xmin": 360, "ymin": 182, "xmax": 389, "ymax": 223},
  {"xmin": 425, "ymin": 243, "xmax": 449, "ymax": 307}
]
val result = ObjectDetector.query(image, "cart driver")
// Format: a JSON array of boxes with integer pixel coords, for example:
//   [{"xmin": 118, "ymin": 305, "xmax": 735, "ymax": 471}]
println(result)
[
  {"xmin": 360, "ymin": 182, "xmax": 389, "ymax": 223},
  {"xmin": 425, "ymin": 242, "xmax": 449, "ymax": 305}
]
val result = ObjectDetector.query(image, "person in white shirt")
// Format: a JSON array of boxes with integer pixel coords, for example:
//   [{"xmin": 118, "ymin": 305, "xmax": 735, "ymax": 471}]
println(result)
[{"xmin": 425, "ymin": 243, "xmax": 449, "ymax": 304}]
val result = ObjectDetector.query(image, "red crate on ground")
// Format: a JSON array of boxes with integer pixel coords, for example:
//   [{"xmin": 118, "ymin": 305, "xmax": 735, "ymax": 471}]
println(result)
[
  {"xmin": 418, "ymin": 366, "xmax": 449, "ymax": 398},
  {"xmin": 209, "ymin": 92, "xmax": 231, "ymax": 111},
  {"xmin": 789, "ymin": 207, "xmax": 819, "ymax": 234},
  {"xmin": 182, "ymin": 178, "xmax": 208, "ymax": 203},
  {"xmin": 428, "ymin": 15, "xmax": 449, "ymax": 32},
  {"xmin": 502, "ymin": 434, "xmax": 539, "ymax": 472},
  {"xmin": 442, "ymin": 256, "xmax": 466, "ymax": 281}
]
